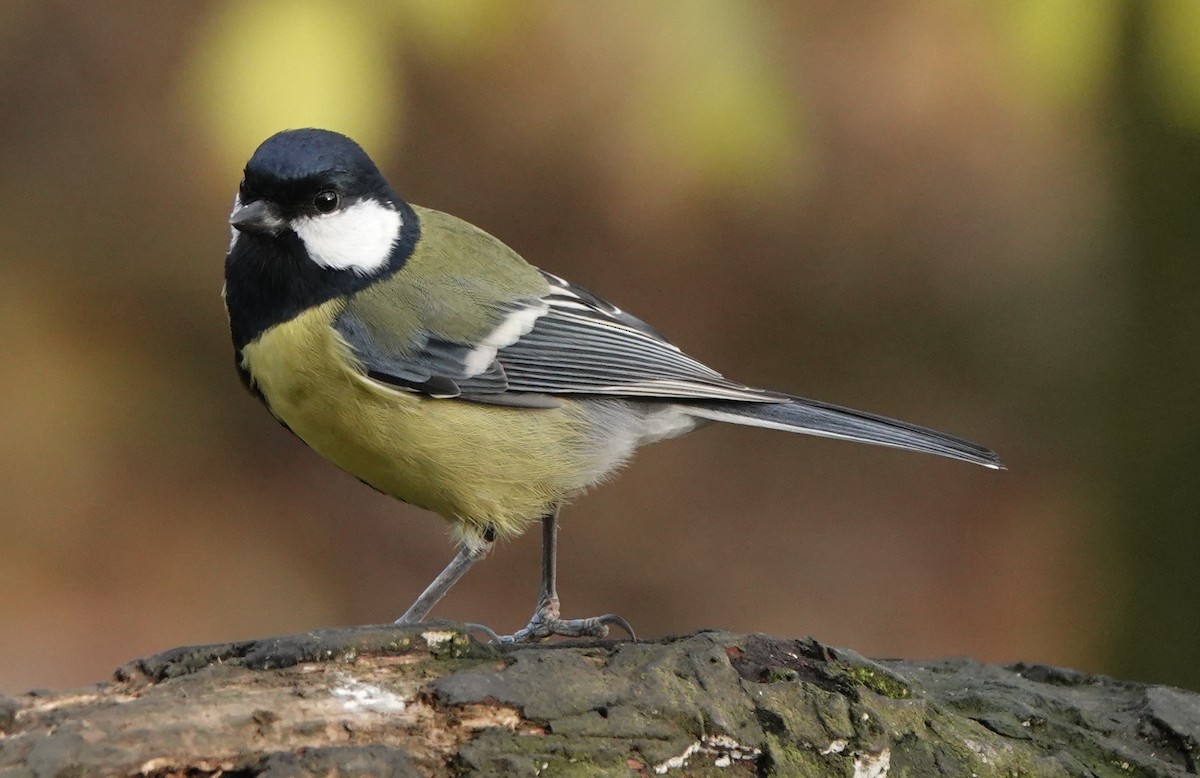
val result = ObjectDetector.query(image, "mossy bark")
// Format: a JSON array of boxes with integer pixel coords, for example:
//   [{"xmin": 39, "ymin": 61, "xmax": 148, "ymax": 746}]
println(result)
[{"xmin": 1, "ymin": 625, "xmax": 1197, "ymax": 776}]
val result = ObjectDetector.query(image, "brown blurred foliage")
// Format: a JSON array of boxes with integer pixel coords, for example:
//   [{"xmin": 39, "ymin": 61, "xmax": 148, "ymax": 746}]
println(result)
[{"xmin": 1, "ymin": 2, "xmax": 1196, "ymax": 693}]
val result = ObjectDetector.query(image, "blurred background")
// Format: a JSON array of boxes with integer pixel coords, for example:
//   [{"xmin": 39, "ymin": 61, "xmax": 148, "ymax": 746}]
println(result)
[{"xmin": 2, "ymin": 0, "xmax": 1199, "ymax": 694}]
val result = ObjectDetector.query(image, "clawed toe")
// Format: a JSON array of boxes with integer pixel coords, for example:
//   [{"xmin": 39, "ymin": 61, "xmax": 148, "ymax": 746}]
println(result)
[
  {"xmin": 591, "ymin": 613, "xmax": 637, "ymax": 642},
  {"xmin": 463, "ymin": 622, "xmax": 504, "ymax": 643},
  {"xmin": 460, "ymin": 615, "xmax": 635, "ymax": 645},
  {"xmin": 496, "ymin": 609, "xmax": 637, "ymax": 644}
]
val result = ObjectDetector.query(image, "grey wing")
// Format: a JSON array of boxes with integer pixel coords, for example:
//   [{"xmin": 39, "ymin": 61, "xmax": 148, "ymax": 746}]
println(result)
[
  {"xmin": 335, "ymin": 270, "xmax": 772, "ymax": 406},
  {"xmin": 493, "ymin": 272, "xmax": 772, "ymax": 402},
  {"xmin": 334, "ymin": 299, "xmax": 536, "ymax": 401}
]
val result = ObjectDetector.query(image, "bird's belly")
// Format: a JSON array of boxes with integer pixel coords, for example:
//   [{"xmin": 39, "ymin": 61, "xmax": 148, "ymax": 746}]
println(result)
[{"xmin": 239, "ymin": 306, "xmax": 600, "ymax": 541}]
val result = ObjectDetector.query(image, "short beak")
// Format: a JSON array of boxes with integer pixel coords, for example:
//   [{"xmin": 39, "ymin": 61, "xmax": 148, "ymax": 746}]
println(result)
[{"xmin": 230, "ymin": 200, "xmax": 286, "ymax": 236}]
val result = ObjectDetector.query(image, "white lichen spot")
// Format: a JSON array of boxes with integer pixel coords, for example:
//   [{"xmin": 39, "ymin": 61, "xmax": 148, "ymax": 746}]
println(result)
[
  {"xmin": 655, "ymin": 741, "xmax": 701, "ymax": 774},
  {"xmin": 330, "ymin": 674, "xmax": 407, "ymax": 714},
  {"xmin": 422, "ymin": 629, "xmax": 458, "ymax": 649},
  {"xmin": 964, "ymin": 739, "xmax": 997, "ymax": 766},
  {"xmin": 853, "ymin": 749, "xmax": 891, "ymax": 778},
  {"xmin": 652, "ymin": 735, "xmax": 761, "ymax": 774},
  {"xmin": 821, "ymin": 739, "xmax": 849, "ymax": 755}
]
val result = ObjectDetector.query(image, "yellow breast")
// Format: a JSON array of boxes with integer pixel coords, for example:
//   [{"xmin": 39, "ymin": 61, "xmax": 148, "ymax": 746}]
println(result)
[{"xmin": 239, "ymin": 301, "xmax": 596, "ymax": 543}]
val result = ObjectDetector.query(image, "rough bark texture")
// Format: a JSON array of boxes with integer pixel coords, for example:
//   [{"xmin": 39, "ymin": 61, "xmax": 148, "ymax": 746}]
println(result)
[{"xmin": 1, "ymin": 625, "xmax": 1198, "ymax": 777}]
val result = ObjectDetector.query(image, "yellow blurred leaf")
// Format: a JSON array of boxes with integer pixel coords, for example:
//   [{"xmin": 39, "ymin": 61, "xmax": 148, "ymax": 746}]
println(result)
[
  {"xmin": 625, "ymin": 1, "xmax": 803, "ymax": 193},
  {"xmin": 1147, "ymin": 0, "xmax": 1200, "ymax": 131},
  {"xmin": 184, "ymin": 0, "xmax": 402, "ymax": 173},
  {"xmin": 387, "ymin": 0, "xmax": 527, "ymax": 57},
  {"xmin": 994, "ymin": 0, "xmax": 1119, "ymax": 107}
]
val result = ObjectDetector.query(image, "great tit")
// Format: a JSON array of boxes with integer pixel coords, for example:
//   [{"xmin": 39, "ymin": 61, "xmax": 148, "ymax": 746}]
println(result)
[{"xmin": 224, "ymin": 128, "xmax": 1001, "ymax": 642}]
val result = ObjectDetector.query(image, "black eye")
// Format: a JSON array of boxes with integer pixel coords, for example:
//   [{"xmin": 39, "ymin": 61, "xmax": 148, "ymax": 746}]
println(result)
[
  {"xmin": 314, "ymin": 190, "xmax": 339, "ymax": 213},
  {"xmin": 238, "ymin": 179, "xmax": 249, "ymax": 198}
]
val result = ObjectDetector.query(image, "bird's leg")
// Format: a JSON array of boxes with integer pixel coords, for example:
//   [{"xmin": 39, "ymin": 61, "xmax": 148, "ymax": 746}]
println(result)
[
  {"xmin": 394, "ymin": 533, "xmax": 494, "ymax": 624},
  {"xmin": 500, "ymin": 509, "xmax": 636, "ymax": 643}
]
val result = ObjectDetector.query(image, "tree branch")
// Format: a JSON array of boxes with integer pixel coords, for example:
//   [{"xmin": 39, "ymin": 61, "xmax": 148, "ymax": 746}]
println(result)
[{"xmin": 1, "ymin": 625, "xmax": 1196, "ymax": 776}]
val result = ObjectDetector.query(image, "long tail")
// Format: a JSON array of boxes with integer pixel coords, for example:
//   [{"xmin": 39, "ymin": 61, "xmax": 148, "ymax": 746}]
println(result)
[{"xmin": 683, "ymin": 395, "xmax": 1002, "ymax": 469}]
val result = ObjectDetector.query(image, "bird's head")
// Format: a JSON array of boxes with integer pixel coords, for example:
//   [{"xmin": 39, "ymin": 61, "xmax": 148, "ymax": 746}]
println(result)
[{"xmin": 229, "ymin": 128, "xmax": 405, "ymax": 276}]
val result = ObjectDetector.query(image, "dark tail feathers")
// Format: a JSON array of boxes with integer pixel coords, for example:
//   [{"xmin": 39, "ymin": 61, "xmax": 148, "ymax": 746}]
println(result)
[{"xmin": 683, "ymin": 396, "xmax": 1002, "ymax": 469}]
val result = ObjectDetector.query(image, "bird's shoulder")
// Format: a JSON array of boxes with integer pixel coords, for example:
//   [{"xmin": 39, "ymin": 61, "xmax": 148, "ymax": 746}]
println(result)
[
  {"xmin": 408, "ymin": 205, "xmax": 550, "ymax": 299},
  {"xmin": 339, "ymin": 206, "xmax": 547, "ymax": 344}
]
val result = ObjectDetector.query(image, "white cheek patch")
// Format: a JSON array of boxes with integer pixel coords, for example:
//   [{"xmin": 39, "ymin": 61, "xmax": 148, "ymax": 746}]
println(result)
[
  {"xmin": 462, "ymin": 302, "xmax": 549, "ymax": 376},
  {"xmin": 292, "ymin": 199, "xmax": 402, "ymax": 275}
]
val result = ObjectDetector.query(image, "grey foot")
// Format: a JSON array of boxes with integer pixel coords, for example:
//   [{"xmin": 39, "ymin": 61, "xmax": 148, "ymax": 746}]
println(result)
[{"xmin": 497, "ymin": 600, "xmax": 637, "ymax": 644}]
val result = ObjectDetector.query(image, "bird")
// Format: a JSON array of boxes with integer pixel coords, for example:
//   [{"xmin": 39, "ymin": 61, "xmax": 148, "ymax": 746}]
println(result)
[{"xmin": 223, "ymin": 128, "xmax": 1002, "ymax": 643}]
